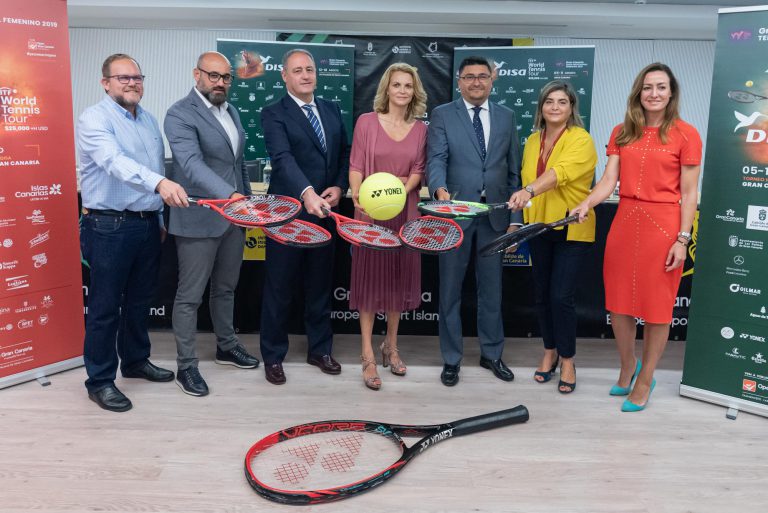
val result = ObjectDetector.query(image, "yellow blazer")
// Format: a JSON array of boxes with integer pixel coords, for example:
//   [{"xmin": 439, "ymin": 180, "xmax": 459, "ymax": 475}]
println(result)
[{"xmin": 521, "ymin": 126, "xmax": 597, "ymax": 242}]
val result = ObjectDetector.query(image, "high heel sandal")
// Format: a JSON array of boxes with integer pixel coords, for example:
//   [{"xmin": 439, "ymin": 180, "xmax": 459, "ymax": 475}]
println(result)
[
  {"xmin": 361, "ymin": 355, "xmax": 381, "ymax": 391},
  {"xmin": 380, "ymin": 341, "xmax": 407, "ymax": 376},
  {"xmin": 533, "ymin": 355, "xmax": 559, "ymax": 383},
  {"xmin": 609, "ymin": 360, "xmax": 642, "ymax": 396},
  {"xmin": 558, "ymin": 362, "xmax": 576, "ymax": 394}
]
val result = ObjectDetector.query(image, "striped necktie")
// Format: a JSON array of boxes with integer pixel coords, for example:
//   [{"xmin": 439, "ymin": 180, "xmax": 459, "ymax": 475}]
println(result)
[
  {"xmin": 302, "ymin": 104, "xmax": 327, "ymax": 153},
  {"xmin": 472, "ymin": 106, "xmax": 487, "ymax": 161}
]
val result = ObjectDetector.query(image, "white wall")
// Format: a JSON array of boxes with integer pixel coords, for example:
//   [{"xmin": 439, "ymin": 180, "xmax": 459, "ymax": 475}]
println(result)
[{"xmin": 69, "ymin": 29, "xmax": 715, "ymax": 180}]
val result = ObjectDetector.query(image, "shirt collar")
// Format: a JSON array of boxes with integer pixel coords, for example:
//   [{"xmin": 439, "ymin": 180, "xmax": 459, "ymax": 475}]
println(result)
[
  {"xmin": 462, "ymin": 98, "xmax": 489, "ymax": 112},
  {"xmin": 103, "ymin": 95, "xmax": 143, "ymax": 120},
  {"xmin": 194, "ymin": 86, "xmax": 229, "ymax": 112},
  {"xmin": 288, "ymin": 91, "xmax": 316, "ymax": 109}
]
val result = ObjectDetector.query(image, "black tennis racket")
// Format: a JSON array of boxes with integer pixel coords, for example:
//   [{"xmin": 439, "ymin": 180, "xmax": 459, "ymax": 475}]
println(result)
[
  {"xmin": 188, "ymin": 195, "xmax": 301, "ymax": 227},
  {"xmin": 418, "ymin": 200, "xmax": 531, "ymax": 219},
  {"xmin": 262, "ymin": 219, "xmax": 332, "ymax": 248},
  {"xmin": 244, "ymin": 405, "xmax": 529, "ymax": 505},
  {"xmin": 480, "ymin": 214, "xmax": 581, "ymax": 256},
  {"xmin": 728, "ymin": 90, "xmax": 768, "ymax": 103},
  {"xmin": 399, "ymin": 216, "xmax": 463, "ymax": 254},
  {"xmin": 321, "ymin": 207, "xmax": 402, "ymax": 250}
]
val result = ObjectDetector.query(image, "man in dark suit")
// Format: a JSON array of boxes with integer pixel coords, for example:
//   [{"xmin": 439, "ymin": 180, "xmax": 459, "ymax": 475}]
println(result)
[
  {"xmin": 259, "ymin": 48, "xmax": 350, "ymax": 385},
  {"xmin": 165, "ymin": 51, "xmax": 260, "ymax": 397},
  {"xmin": 427, "ymin": 56, "xmax": 522, "ymax": 387}
]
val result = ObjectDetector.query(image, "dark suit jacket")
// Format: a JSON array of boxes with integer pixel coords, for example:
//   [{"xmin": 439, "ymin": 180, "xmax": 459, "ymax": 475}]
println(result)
[
  {"xmin": 164, "ymin": 88, "xmax": 252, "ymax": 238},
  {"xmin": 261, "ymin": 95, "xmax": 349, "ymax": 200},
  {"xmin": 427, "ymin": 98, "xmax": 521, "ymax": 231}
]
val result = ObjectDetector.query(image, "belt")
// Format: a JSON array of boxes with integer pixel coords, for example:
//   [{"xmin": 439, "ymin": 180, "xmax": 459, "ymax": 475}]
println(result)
[{"xmin": 84, "ymin": 208, "xmax": 158, "ymax": 218}]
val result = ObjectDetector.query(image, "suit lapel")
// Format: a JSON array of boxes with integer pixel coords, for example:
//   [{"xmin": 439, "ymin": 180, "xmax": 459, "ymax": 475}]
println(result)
[
  {"xmin": 283, "ymin": 96, "xmax": 325, "ymax": 155},
  {"xmin": 188, "ymin": 89, "xmax": 235, "ymax": 155},
  {"xmin": 487, "ymin": 102, "xmax": 504, "ymax": 160},
  {"xmin": 454, "ymin": 99, "xmax": 482, "ymax": 160},
  {"xmin": 316, "ymin": 99, "xmax": 334, "ymax": 164},
  {"xmin": 227, "ymin": 103, "xmax": 245, "ymax": 157}
]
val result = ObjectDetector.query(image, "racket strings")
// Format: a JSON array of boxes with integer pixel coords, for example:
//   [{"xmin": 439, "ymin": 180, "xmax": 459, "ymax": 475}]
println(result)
[
  {"xmin": 400, "ymin": 218, "xmax": 462, "ymax": 251},
  {"xmin": 337, "ymin": 222, "xmax": 401, "ymax": 248},
  {"xmin": 264, "ymin": 220, "xmax": 330, "ymax": 244},
  {"xmin": 223, "ymin": 197, "xmax": 300, "ymax": 224}
]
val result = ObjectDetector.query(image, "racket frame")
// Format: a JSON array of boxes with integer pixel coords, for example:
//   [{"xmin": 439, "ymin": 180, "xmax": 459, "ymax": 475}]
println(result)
[
  {"xmin": 189, "ymin": 194, "xmax": 301, "ymax": 227},
  {"xmin": 321, "ymin": 207, "xmax": 402, "ymax": 250},
  {"xmin": 399, "ymin": 216, "xmax": 464, "ymax": 254},
  {"xmin": 479, "ymin": 214, "xmax": 581, "ymax": 256},
  {"xmin": 262, "ymin": 219, "xmax": 332, "ymax": 248},
  {"xmin": 244, "ymin": 405, "xmax": 529, "ymax": 505}
]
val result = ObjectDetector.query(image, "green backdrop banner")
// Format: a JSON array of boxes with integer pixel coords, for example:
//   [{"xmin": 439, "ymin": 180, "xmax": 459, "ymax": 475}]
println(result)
[
  {"xmin": 216, "ymin": 39, "xmax": 355, "ymax": 175},
  {"xmin": 453, "ymin": 46, "xmax": 595, "ymax": 267},
  {"xmin": 681, "ymin": 7, "xmax": 768, "ymax": 416}
]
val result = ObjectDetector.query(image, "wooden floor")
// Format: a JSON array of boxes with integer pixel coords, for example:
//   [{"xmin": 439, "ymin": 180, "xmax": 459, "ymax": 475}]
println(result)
[{"xmin": 2, "ymin": 332, "xmax": 767, "ymax": 513}]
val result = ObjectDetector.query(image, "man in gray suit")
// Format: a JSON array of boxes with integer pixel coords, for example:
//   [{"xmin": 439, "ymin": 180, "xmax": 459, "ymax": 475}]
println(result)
[
  {"xmin": 427, "ymin": 56, "xmax": 522, "ymax": 387},
  {"xmin": 165, "ymin": 51, "xmax": 259, "ymax": 397}
]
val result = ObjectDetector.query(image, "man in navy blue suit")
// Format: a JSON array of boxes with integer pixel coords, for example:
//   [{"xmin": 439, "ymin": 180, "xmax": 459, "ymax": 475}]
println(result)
[{"xmin": 259, "ymin": 48, "xmax": 350, "ymax": 385}]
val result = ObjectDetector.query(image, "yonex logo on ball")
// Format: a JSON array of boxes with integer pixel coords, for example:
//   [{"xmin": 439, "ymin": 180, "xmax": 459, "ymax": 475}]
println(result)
[{"xmin": 371, "ymin": 187, "xmax": 403, "ymax": 198}]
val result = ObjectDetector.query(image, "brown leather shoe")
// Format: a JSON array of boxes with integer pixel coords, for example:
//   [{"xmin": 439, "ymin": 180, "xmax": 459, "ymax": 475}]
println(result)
[
  {"xmin": 265, "ymin": 363, "xmax": 286, "ymax": 385},
  {"xmin": 306, "ymin": 354, "xmax": 341, "ymax": 375}
]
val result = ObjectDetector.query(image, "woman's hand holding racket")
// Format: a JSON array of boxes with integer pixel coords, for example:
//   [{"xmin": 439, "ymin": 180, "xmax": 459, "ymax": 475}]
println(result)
[{"xmin": 569, "ymin": 201, "xmax": 591, "ymax": 223}]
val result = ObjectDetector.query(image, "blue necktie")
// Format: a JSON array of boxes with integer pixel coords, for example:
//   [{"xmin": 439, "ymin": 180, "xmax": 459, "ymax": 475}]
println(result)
[
  {"xmin": 472, "ymin": 106, "xmax": 486, "ymax": 161},
  {"xmin": 302, "ymin": 104, "xmax": 327, "ymax": 153}
]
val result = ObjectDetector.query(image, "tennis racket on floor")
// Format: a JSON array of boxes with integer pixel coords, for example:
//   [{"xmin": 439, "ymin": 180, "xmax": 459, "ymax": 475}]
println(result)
[
  {"xmin": 418, "ymin": 200, "xmax": 531, "ymax": 219},
  {"xmin": 728, "ymin": 90, "xmax": 768, "ymax": 103},
  {"xmin": 321, "ymin": 207, "xmax": 401, "ymax": 250},
  {"xmin": 399, "ymin": 216, "xmax": 463, "ymax": 254},
  {"xmin": 189, "ymin": 195, "xmax": 301, "ymax": 227},
  {"xmin": 479, "ymin": 214, "xmax": 582, "ymax": 256},
  {"xmin": 262, "ymin": 219, "xmax": 332, "ymax": 248},
  {"xmin": 244, "ymin": 405, "xmax": 529, "ymax": 505}
]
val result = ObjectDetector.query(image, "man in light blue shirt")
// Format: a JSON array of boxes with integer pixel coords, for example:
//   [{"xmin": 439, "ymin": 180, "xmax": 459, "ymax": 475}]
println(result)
[{"xmin": 77, "ymin": 53, "xmax": 188, "ymax": 412}]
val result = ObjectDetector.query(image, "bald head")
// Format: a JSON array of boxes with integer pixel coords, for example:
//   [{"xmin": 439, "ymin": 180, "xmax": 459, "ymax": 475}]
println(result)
[{"xmin": 194, "ymin": 51, "xmax": 233, "ymax": 106}]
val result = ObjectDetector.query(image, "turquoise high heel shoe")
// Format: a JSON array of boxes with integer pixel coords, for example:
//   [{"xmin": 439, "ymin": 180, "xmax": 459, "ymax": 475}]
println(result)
[
  {"xmin": 609, "ymin": 360, "xmax": 641, "ymax": 396},
  {"xmin": 621, "ymin": 378, "xmax": 656, "ymax": 412}
]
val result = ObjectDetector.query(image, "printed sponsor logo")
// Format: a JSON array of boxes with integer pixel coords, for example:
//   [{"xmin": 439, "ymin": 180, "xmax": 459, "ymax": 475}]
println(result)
[
  {"xmin": 5, "ymin": 274, "xmax": 29, "ymax": 291},
  {"xmin": 0, "ymin": 218, "xmax": 16, "ymax": 228},
  {"xmin": 29, "ymin": 230, "xmax": 49, "ymax": 248},
  {"xmin": 752, "ymin": 352, "xmax": 766, "ymax": 364},
  {"xmin": 759, "ymin": 27, "xmax": 768, "ymax": 41},
  {"xmin": 32, "ymin": 252, "xmax": 47, "ymax": 268},
  {"xmin": 2, "ymin": 238, "xmax": 12, "ymax": 248},
  {"xmin": 0, "ymin": 306, "xmax": 10, "ymax": 315},
  {"xmin": 750, "ymin": 305, "xmax": 768, "ymax": 321},
  {"xmin": 0, "ymin": 85, "xmax": 41, "ymax": 124},
  {"xmin": 14, "ymin": 301, "xmax": 36, "ymax": 314},
  {"xmin": 729, "ymin": 283, "xmax": 761, "ymax": 296},
  {"xmin": 721, "ymin": 326, "xmax": 735, "ymax": 339},
  {"xmin": 391, "ymin": 45, "xmax": 412, "ymax": 54},
  {"xmin": 15, "ymin": 184, "xmax": 61, "ymax": 201},
  {"xmin": 419, "ymin": 428, "xmax": 454, "ymax": 453},
  {"xmin": 726, "ymin": 347, "xmax": 747, "ymax": 359},
  {"xmin": 728, "ymin": 235, "xmax": 763, "ymax": 250},
  {"xmin": 17, "ymin": 319, "xmax": 33, "ymax": 329},
  {"xmin": 0, "ymin": 322, "xmax": 12, "ymax": 332},
  {"xmin": 746, "ymin": 205, "xmax": 768, "ymax": 231},
  {"xmin": 41, "ymin": 295, "xmax": 53, "ymax": 308},
  {"xmin": 743, "ymin": 379, "xmax": 757, "ymax": 392},
  {"xmin": 730, "ymin": 30, "xmax": 752, "ymax": 41},
  {"xmin": 739, "ymin": 331, "xmax": 766, "ymax": 342},
  {"xmin": 38, "ymin": 313, "xmax": 49, "ymax": 326},
  {"xmin": 0, "ymin": 259, "xmax": 18, "ymax": 270},
  {"xmin": 493, "ymin": 60, "xmax": 526, "ymax": 77},
  {"xmin": 716, "ymin": 209, "xmax": 745, "ymax": 223}
]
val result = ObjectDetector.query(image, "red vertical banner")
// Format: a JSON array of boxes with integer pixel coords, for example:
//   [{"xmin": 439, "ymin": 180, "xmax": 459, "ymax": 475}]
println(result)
[{"xmin": 0, "ymin": 0, "xmax": 84, "ymax": 386}]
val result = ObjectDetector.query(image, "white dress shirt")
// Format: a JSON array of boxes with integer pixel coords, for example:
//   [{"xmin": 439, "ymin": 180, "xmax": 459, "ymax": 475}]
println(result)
[{"xmin": 194, "ymin": 87, "xmax": 239, "ymax": 155}]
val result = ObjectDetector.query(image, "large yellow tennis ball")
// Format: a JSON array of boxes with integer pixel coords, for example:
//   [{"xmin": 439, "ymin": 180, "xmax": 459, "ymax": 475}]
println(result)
[{"xmin": 359, "ymin": 172, "xmax": 406, "ymax": 221}]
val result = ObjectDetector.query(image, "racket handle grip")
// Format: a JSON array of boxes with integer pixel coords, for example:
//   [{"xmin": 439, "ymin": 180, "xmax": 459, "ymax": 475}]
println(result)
[{"xmin": 451, "ymin": 405, "xmax": 529, "ymax": 436}]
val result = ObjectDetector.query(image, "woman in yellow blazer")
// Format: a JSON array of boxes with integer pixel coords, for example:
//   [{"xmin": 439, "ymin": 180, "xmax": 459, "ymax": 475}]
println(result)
[{"xmin": 508, "ymin": 80, "xmax": 597, "ymax": 394}]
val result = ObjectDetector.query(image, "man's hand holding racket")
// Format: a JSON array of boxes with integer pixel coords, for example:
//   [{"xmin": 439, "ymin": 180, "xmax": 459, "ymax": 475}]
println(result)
[
  {"xmin": 156, "ymin": 178, "xmax": 189, "ymax": 208},
  {"xmin": 302, "ymin": 188, "xmax": 332, "ymax": 217},
  {"xmin": 434, "ymin": 187, "xmax": 451, "ymax": 202},
  {"xmin": 320, "ymin": 186, "xmax": 343, "ymax": 208}
]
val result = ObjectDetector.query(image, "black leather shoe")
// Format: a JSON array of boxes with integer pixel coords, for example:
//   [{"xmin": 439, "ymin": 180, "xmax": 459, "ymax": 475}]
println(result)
[
  {"xmin": 480, "ymin": 357, "xmax": 515, "ymax": 382},
  {"xmin": 265, "ymin": 363, "xmax": 286, "ymax": 385},
  {"xmin": 440, "ymin": 364, "xmax": 460, "ymax": 386},
  {"xmin": 88, "ymin": 384, "xmax": 132, "ymax": 412},
  {"xmin": 122, "ymin": 361, "xmax": 174, "ymax": 382},
  {"xmin": 175, "ymin": 367, "xmax": 209, "ymax": 396},
  {"xmin": 215, "ymin": 344, "xmax": 260, "ymax": 369},
  {"xmin": 307, "ymin": 354, "xmax": 342, "ymax": 375}
]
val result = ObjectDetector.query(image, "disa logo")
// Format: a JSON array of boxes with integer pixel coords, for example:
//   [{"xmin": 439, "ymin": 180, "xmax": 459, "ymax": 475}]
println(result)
[{"xmin": 493, "ymin": 61, "xmax": 526, "ymax": 77}]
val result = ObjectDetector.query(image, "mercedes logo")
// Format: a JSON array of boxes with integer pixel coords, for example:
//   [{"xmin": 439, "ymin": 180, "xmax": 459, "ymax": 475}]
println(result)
[{"xmin": 734, "ymin": 255, "xmax": 745, "ymax": 265}]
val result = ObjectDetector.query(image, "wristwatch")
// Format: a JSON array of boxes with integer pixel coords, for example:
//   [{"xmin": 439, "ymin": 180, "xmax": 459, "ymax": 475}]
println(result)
[
  {"xmin": 524, "ymin": 185, "xmax": 535, "ymax": 198},
  {"xmin": 678, "ymin": 231, "xmax": 692, "ymax": 241}
]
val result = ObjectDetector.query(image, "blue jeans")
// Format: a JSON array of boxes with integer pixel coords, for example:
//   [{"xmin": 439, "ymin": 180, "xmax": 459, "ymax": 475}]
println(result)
[
  {"xmin": 80, "ymin": 213, "xmax": 161, "ymax": 392},
  {"xmin": 529, "ymin": 229, "xmax": 593, "ymax": 359}
]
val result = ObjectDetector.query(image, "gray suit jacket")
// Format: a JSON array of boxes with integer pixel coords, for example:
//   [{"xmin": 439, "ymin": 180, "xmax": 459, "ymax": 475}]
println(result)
[
  {"xmin": 426, "ymin": 98, "xmax": 521, "ymax": 231},
  {"xmin": 164, "ymin": 88, "xmax": 252, "ymax": 238}
]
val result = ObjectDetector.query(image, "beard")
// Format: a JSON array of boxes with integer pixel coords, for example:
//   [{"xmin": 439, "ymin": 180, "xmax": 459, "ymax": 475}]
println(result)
[{"xmin": 204, "ymin": 87, "xmax": 228, "ymax": 106}]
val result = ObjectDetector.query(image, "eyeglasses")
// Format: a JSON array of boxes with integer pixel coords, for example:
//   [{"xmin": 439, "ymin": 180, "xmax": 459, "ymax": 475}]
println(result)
[
  {"xmin": 459, "ymin": 74, "xmax": 492, "ymax": 83},
  {"xmin": 197, "ymin": 68, "xmax": 233, "ymax": 84},
  {"xmin": 107, "ymin": 75, "xmax": 145, "ymax": 84}
]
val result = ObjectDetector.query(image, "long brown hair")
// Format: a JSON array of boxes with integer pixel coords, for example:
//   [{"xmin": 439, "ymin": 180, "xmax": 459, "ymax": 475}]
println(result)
[
  {"xmin": 532, "ymin": 80, "xmax": 584, "ymax": 131},
  {"xmin": 615, "ymin": 62, "xmax": 680, "ymax": 146},
  {"xmin": 373, "ymin": 63, "xmax": 427, "ymax": 121}
]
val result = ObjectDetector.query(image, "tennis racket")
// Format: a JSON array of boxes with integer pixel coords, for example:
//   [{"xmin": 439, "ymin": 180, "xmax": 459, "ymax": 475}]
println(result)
[
  {"xmin": 321, "ymin": 208, "xmax": 401, "ymax": 250},
  {"xmin": 727, "ymin": 90, "xmax": 768, "ymax": 103},
  {"xmin": 418, "ymin": 200, "xmax": 531, "ymax": 219},
  {"xmin": 479, "ymin": 214, "xmax": 581, "ymax": 256},
  {"xmin": 262, "ymin": 219, "xmax": 332, "ymax": 248},
  {"xmin": 188, "ymin": 195, "xmax": 301, "ymax": 227},
  {"xmin": 399, "ymin": 216, "xmax": 463, "ymax": 254},
  {"xmin": 244, "ymin": 405, "xmax": 529, "ymax": 505}
]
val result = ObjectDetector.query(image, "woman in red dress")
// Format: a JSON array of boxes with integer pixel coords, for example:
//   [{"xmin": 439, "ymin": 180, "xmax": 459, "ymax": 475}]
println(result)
[
  {"xmin": 572, "ymin": 63, "xmax": 702, "ymax": 411},
  {"xmin": 348, "ymin": 63, "xmax": 428, "ymax": 390}
]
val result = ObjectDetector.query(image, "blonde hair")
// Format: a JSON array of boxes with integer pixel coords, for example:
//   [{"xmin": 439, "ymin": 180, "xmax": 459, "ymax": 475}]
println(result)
[
  {"xmin": 373, "ymin": 63, "xmax": 427, "ymax": 121},
  {"xmin": 615, "ymin": 62, "xmax": 680, "ymax": 146}
]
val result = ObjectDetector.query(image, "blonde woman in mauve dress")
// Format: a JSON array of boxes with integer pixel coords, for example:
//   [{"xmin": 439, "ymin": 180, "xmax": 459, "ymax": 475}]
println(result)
[{"xmin": 348, "ymin": 63, "xmax": 427, "ymax": 390}]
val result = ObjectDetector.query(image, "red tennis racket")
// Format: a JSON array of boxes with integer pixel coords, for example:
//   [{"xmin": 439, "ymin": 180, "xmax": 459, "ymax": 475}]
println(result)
[
  {"xmin": 262, "ymin": 219, "xmax": 332, "ymax": 248},
  {"xmin": 188, "ymin": 195, "xmax": 301, "ymax": 227},
  {"xmin": 244, "ymin": 405, "xmax": 529, "ymax": 505},
  {"xmin": 321, "ymin": 208, "xmax": 401, "ymax": 250},
  {"xmin": 399, "ymin": 216, "xmax": 463, "ymax": 254}
]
